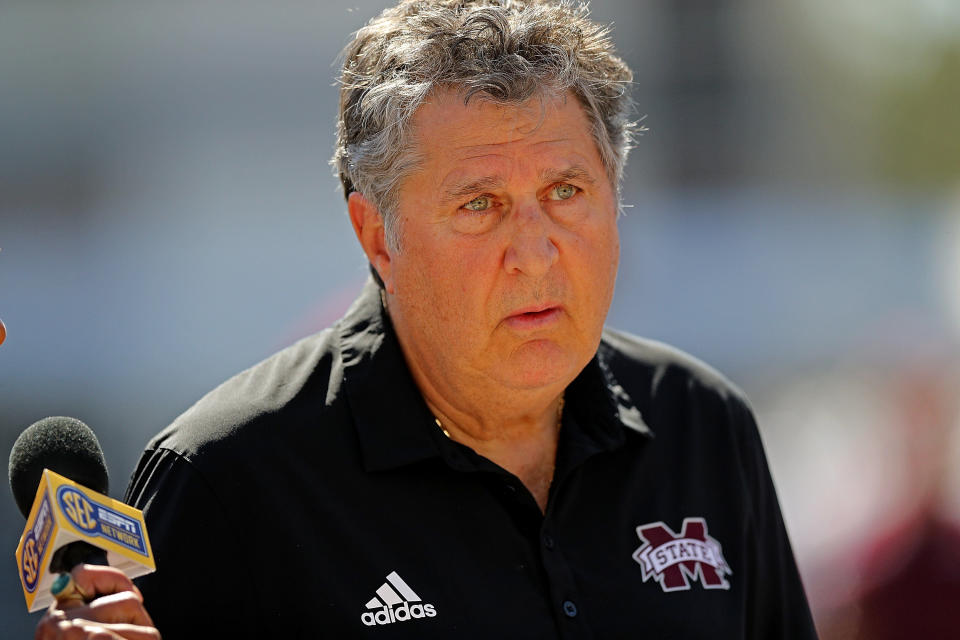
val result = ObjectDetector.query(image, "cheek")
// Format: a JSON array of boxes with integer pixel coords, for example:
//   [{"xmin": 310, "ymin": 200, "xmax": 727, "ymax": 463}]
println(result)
[
  {"xmin": 578, "ymin": 221, "xmax": 620, "ymax": 317},
  {"xmin": 584, "ymin": 218, "xmax": 619, "ymax": 274},
  {"xmin": 610, "ymin": 228, "xmax": 621, "ymax": 278},
  {"xmin": 403, "ymin": 245, "xmax": 490, "ymax": 325},
  {"xmin": 449, "ymin": 240, "xmax": 500, "ymax": 291},
  {"xmin": 603, "ymin": 229, "xmax": 620, "ymax": 304}
]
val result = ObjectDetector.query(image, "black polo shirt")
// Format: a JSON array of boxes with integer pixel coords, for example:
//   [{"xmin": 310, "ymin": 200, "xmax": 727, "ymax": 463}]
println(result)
[{"xmin": 125, "ymin": 279, "xmax": 816, "ymax": 639}]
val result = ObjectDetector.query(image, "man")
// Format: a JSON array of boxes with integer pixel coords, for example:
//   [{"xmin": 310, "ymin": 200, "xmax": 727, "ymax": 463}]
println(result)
[{"xmin": 36, "ymin": 0, "xmax": 817, "ymax": 638}]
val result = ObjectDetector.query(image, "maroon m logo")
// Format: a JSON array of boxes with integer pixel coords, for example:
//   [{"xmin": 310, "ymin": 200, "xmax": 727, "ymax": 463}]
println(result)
[{"xmin": 632, "ymin": 517, "xmax": 732, "ymax": 592}]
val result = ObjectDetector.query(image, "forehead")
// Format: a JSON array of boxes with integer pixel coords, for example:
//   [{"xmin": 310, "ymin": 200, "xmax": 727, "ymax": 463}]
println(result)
[{"xmin": 405, "ymin": 89, "xmax": 605, "ymax": 192}]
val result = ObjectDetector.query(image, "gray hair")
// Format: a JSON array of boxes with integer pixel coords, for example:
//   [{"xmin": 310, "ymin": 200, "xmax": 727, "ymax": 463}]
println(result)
[{"xmin": 332, "ymin": 0, "xmax": 636, "ymax": 250}]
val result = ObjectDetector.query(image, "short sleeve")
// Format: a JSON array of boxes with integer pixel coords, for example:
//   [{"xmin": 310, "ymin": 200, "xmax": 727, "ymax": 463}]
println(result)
[
  {"xmin": 124, "ymin": 447, "xmax": 256, "ymax": 639},
  {"xmin": 731, "ymin": 398, "xmax": 818, "ymax": 639}
]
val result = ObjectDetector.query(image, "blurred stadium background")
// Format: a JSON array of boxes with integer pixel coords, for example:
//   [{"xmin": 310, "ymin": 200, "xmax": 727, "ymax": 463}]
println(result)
[{"xmin": 3, "ymin": 0, "xmax": 959, "ymax": 636}]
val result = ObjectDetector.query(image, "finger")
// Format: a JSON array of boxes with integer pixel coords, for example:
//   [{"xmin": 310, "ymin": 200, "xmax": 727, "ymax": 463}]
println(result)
[
  {"xmin": 89, "ymin": 623, "xmax": 162, "ymax": 640},
  {"xmin": 52, "ymin": 619, "xmax": 160, "ymax": 640},
  {"xmin": 63, "ymin": 590, "xmax": 155, "ymax": 627},
  {"xmin": 35, "ymin": 608, "xmax": 62, "ymax": 640},
  {"xmin": 56, "ymin": 619, "xmax": 125, "ymax": 640},
  {"xmin": 52, "ymin": 573, "xmax": 92, "ymax": 608},
  {"xmin": 34, "ymin": 613, "xmax": 118, "ymax": 640},
  {"xmin": 70, "ymin": 565, "xmax": 143, "ymax": 602}
]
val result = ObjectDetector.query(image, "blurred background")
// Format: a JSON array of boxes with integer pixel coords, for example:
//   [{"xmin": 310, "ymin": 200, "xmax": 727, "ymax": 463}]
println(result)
[{"xmin": 3, "ymin": 0, "xmax": 959, "ymax": 636}]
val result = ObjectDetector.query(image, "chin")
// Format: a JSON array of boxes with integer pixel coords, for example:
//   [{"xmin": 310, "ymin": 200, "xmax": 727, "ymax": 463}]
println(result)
[{"xmin": 498, "ymin": 340, "xmax": 586, "ymax": 391}]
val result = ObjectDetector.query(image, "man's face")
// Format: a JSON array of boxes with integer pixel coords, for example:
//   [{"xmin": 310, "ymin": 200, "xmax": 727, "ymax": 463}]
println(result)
[{"xmin": 381, "ymin": 89, "xmax": 620, "ymax": 395}]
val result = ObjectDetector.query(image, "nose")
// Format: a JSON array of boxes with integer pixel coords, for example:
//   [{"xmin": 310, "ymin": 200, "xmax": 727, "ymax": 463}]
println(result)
[{"xmin": 502, "ymin": 201, "xmax": 559, "ymax": 278}]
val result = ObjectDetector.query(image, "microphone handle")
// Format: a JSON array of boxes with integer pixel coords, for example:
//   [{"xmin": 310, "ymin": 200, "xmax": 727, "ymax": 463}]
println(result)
[{"xmin": 49, "ymin": 541, "xmax": 109, "ymax": 574}]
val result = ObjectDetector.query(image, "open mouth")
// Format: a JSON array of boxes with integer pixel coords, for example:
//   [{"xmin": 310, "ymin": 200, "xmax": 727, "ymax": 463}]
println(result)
[
  {"xmin": 504, "ymin": 306, "xmax": 562, "ymax": 329},
  {"xmin": 521, "ymin": 308, "xmax": 554, "ymax": 318}
]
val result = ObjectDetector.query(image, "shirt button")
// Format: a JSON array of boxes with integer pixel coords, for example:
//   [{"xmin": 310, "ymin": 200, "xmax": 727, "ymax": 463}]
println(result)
[
  {"xmin": 543, "ymin": 534, "xmax": 555, "ymax": 550},
  {"xmin": 562, "ymin": 600, "xmax": 578, "ymax": 618}
]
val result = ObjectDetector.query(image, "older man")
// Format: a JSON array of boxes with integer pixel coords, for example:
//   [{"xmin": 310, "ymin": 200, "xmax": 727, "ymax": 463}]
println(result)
[{"xmin": 36, "ymin": 1, "xmax": 816, "ymax": 638}]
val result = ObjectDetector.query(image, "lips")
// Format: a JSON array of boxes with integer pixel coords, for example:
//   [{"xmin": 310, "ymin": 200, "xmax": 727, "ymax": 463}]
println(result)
[{"xmin": 503, "ymin": 305, "xmax": 563, "ymax": 330}]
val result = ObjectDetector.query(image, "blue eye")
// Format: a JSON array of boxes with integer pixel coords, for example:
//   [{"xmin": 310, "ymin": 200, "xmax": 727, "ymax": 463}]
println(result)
[
  {"xmin": 548, "ymin": 183, "xmax": 578, "ymax": 201},
  {"xmin": 463, "ymin": 195, "xmax": 493, "ymax": 211}
]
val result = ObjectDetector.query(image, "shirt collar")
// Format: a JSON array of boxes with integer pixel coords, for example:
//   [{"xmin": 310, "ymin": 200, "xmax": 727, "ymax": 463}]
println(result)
[
  {"xmin": 567, "ymin": 344, "xmax": 653, "ymax": 445},
  {"xmin": 339, "ymin": 278, "xmax": 653, "ymax": 473},
  {"xmin": 340, "ymin": 279, "xmax": 442, "ymax": 472}
]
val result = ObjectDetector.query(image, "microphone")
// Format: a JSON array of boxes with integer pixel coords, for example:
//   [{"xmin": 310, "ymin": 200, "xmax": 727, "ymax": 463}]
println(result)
[
  {"xmin": 10, "ymin": 417, "xmax": 110, "ymax": 519},
  {"xmin": 9, "ymin": 417, "xmax": 155, "ymax": 612}
]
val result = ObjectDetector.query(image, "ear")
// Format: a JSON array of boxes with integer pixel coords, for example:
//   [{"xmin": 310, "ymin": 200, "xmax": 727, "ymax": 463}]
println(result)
[{"xmin": 348, "ymin": 191, "xmax": 395, "ymax": 293}]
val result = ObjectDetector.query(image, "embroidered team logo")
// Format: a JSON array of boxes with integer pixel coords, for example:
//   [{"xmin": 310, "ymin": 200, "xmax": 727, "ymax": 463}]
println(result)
[{"xmin": 632, "ymin": 517, "xmax": 732, "ymax": 592}]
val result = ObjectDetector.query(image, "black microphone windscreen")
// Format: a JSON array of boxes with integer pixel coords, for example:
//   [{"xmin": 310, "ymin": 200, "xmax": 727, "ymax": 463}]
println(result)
[{"xmin": 8, "ymin": 416, "xmax": 109, "ymax": 518}]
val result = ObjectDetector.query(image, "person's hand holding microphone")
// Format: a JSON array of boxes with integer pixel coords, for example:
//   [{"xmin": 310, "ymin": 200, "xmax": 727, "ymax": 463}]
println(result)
[
  {"xmin": 9, "ymin": 417, "xmax": 161, "ymax": 640},
  {"xmin": 35, "ymin": 564, "xmax": 159, "ymax": 640}
]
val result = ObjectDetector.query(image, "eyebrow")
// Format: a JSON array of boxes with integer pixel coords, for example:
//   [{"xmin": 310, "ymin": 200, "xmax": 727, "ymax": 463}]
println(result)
[
  {"xmin": 440, "ymin": 175, "xmax": 505, "ymax": 205},
  {"xmin": 440, "ymin": 164, "xmax": 598, "ymax": 205},
  {"xmin": 539, "ymin": 165, "xmax": 597, "ymax": 187}
]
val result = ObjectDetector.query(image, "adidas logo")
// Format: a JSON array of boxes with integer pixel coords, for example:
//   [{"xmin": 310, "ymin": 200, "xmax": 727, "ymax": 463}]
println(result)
[{"xmin": 360, "ymin": 571, "xmax": 437, "ymax": 626}]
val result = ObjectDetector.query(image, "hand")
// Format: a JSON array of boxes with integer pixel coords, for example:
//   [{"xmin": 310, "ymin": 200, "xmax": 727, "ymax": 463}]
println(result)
[{"xmin": 34, "ymin": 564, "xmax": 161, "ymax": 640}]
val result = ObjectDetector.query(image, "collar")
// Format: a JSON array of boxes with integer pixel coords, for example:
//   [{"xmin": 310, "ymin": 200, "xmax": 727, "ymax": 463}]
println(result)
[
  {"xmin": 339, "ymin": 278, "xmax": 652, "ymax": 473},
  {"xmin": 339, "ymin": 279, "xmax": 442, "ymax": 472}
]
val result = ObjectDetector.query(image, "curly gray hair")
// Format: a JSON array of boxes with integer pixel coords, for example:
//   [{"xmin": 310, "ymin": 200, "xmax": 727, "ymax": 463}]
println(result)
[{"xmin": 332, "ymin": 0, "xmax": 635, "ymax": 250}]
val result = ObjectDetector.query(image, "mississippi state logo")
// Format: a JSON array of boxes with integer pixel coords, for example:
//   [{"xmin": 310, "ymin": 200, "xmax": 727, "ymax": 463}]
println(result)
[{"xmin": 632, "ymin": 517, "xmax": 732, "ymax": 592}]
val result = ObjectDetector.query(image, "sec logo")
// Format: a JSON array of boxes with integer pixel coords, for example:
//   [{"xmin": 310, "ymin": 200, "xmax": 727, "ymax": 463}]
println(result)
[
  {"xmin": 21, "ymin": 532, "xmax": 40, "ymax": 591},
  {"xmin": 58, "ymin": 487, "xmax": 98, "ymax": 532}
]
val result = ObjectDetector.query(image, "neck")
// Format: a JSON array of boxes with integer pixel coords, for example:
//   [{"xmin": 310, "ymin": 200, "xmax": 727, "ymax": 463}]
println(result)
[
  {"xmin": 429, "ymin": 394, "xmax": 564, "ymax": 513},
  {"xmin": 385, "ymin": 300, "xmax": 568, "ymax": 511}
]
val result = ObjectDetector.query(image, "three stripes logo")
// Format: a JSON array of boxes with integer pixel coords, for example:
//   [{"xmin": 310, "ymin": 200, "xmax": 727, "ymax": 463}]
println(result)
[{"xmin": 360, "ymin": 571, "xmax": 437, "ymax": 627}]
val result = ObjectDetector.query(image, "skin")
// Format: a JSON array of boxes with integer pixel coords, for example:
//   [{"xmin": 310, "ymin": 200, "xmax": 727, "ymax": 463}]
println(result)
[
  {"xmin": 34, "ymin": 564, "xmax": 160, "ymax": 640},
  {"xmin": 350, "ymin": 89, "xmax": 620, "ymax": 510}
]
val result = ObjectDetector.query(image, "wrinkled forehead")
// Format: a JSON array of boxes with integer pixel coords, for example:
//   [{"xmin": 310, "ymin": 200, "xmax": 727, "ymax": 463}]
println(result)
[
  {"xmin": 409, "ymin": 86, "xmax": 576, "ymax": 142},
  {"xmin": 404, "ymin": 87, "xmax": 603, "ymax": 177}
]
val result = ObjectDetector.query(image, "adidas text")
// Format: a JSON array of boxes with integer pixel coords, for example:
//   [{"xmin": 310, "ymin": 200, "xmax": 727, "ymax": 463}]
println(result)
[{"xmin": 361, "ymin": 602, "xmax": 437, "ymax": 626}]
